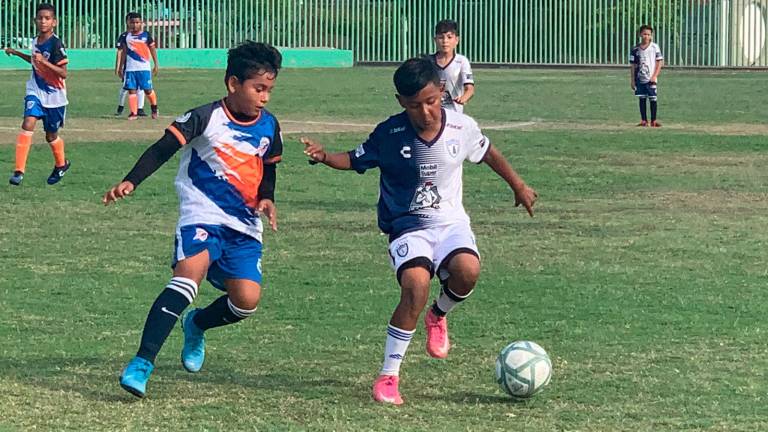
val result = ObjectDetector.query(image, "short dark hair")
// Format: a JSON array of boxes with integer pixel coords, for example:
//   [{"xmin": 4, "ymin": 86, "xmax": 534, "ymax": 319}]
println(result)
[
  {"xmin": 393, "ymin": 57, "xmax": 441, "ymax": 97},
  {"xmin": 225, "ymin": 41, "xmax": 282, "ymax": 83},
  {"xmin": 36, "ymin": 3, "xmax": 56, "ymax": 16},
  {"xmin": 126, "ymin": 12, "xmax": 142, "ymax": 21},
  {"xmin": 435, "ymin": 19, "xmax": 459, "ymax": 36},
  {"xmin": 638, "ymin": 24, "xmax": 654, "ymax": 34}
]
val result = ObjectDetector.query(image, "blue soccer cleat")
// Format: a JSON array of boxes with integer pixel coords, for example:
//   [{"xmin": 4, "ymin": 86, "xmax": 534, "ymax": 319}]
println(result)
[
  {"xmin": 46, "ymin": 160, "xmax": 71, "ymax": 185},
  {"xmin": 119, "ymin": 356, "xmax": 154, "ymax": 398},
  {"xmin": 181, "ymin": 309, "xmax": 206, "ymax": 373},
  {"xmin": 9, "ymin": 171, "xmax": 24, "ymax": 186}
]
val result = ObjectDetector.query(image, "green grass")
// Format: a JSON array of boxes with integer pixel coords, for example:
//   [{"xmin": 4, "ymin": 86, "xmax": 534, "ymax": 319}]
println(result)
[{"xmin": 1, "ymin": 67, "xmax": 768, "ymax": 431}]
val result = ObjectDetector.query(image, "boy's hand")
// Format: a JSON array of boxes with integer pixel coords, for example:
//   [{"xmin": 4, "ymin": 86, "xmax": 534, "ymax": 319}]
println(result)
[
  {"xmin": 513, "ymin": 184, "xmax": 538, "ymax": 217},
  {"xmin": 4, "ymin": 47, "xmax": 17, "ymax": 56},
  {"xmin": 152, "ymin": 65, "xmax": 159, "ymax": 76},
  {"xmin": 454, "ymin": 94, "xmax": 469, "ymax": 105},
  {"xmin": 258, "ymin": 199, "xmax": 277, "ymax": 231},
  {"xmin": 631, "ymin": 82, "xmax": 636, "ymax": 91},
  {"xmin": 301, "ymin": 137, "xmax": 327, "ymax": 163},
  {"xmin": 102, "ymin": 181, "xmax": 135, "ymax": 206}
]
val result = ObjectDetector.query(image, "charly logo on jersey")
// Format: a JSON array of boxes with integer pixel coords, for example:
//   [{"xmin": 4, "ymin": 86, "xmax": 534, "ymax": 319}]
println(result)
[
  {"xmin": 410, "ymin": 181, "xmax": 442, "ymax": 211},
  {"xmin": 26, "ymin": 100, "xmax": 35, "ymax": 110},
  {"xmin": 175, "ymin": 112, "xmax": 192, "ymax": 123},
  {"xmin": 445, "ymin": 139, "xmax": 460, "ymax": 158},
  {"xmin": 193, "ymin": 228, "xmax": 209, "ymax": 242},
  {"xmin": 396, "ymin": 242, "xmax": 409, "ymax": 258}
]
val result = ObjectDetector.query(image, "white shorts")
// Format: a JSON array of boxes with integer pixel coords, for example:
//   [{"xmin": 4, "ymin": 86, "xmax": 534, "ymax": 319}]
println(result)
[{"xmin": 388, "ymin": 221, "xmax": 480, "ymax": 283}]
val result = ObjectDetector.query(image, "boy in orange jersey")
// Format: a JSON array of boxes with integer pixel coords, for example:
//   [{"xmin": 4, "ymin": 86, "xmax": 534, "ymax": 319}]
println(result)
[{"xmin": 4, "ymin": 3, "xmax": 71, "ymax": 186}]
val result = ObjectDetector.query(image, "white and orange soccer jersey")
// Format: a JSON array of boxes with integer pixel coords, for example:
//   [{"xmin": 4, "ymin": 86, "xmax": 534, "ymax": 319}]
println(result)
[
  {"xmin": 26, "ymin": 34, "xmax": 68, "ymax": 108},
  {"xmin": 117, "ymin": 31, "xmax": 155, "ymax": 72},
  {"xmin": 166, "ymin": 100, "xmax": 283, "ymax": 242},
  {"xmin": 431, "ymin": 53, "xmax": 474, "ymax": 113}
]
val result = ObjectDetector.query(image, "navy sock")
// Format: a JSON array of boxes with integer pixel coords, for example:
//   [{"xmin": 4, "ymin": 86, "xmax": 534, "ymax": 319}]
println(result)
[
  {"xmin": 650, "ymin": 100, "xmax": 658, "ymax": 121},
  {"xmin": 639, "ymin": 98, "xmax": 648, "ymax": 121},
  {"xmin": 193, "ymin": 295, "xmax": 257, "ymax": 331},
  {"xmin": 136, "ymin": 277, "xmax": 198, "ymax": 363}
]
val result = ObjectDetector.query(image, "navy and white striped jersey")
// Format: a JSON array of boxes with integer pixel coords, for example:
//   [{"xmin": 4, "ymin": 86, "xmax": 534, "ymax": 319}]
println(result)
[{"xmin": 349, "ymin": 109, "xmax": 490, "ymax": 240}]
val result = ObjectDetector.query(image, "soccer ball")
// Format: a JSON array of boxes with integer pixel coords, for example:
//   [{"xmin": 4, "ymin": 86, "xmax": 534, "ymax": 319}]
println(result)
[{"xmin": 495, "ymin": 340, "xmax": 552, "ymax": 398}]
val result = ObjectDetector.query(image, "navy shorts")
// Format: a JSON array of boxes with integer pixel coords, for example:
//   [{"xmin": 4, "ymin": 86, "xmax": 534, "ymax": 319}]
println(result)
[
  {"xmin": 24, "ymin": 95, "xmax": 66, "ymax": 133},
  {"xmin": 635, "ymin": 81, "xmax": 658, "ymax": 100},
  {"xmin": 173, "ymin": 224, "xmax": 263, "ymax": 290},
  {"xmin": 123, "ymin": 70, "xmax": 153, "ymax": 91}
]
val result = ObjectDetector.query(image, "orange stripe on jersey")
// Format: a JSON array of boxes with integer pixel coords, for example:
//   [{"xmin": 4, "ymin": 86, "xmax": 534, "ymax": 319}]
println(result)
[
  {"xmin": 214, "ymin": 142, "xmax": 264, "ymax": 208},
  {"xmin": 34, "ymin": 62, "xmax": 65, "ymax": 89},
  {"xmin": 166, "ymin": 125, "xmax": 187, "ymax": 145},
  {"xmin": 128, "ymin": 40, "xmax": 151, "ymax": 61}
]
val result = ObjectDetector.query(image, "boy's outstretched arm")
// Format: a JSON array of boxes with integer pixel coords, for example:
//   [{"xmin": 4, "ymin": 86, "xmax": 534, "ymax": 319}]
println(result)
[
  {"xmin": 301, "ymin": 137, "xmax": 352, "ymax": 170},
  {"xmin": 4, "ymin": 48, "xmax": 32, "ymax": 64},
  {"xmin": 103, "ymin": 131, "xmax": 182, "ymax": 205},
  {"xmin": 482, "ymin": 145, "xmax": 538, "ymax": 217}
]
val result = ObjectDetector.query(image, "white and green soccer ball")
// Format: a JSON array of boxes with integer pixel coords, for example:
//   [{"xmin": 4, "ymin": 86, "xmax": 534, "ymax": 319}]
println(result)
[{"xmin": 495, "ymin": 340, "xmax": 552, "ymax": 398}]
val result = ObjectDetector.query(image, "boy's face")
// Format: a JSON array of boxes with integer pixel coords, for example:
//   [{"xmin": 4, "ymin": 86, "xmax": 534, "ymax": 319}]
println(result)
[
  {"xmin": 434, "ymin": 31, "xmax": 459, "ymax": 54},
  {"xmin": 227, "ymin": 69, "xmax": 277, "ymax": 117},
  {"xmin": 129, "ymin": 18, "xmax": 144, "ymax": 33},
  {"xmin": 396, "ymin": 81, "xmax": 443, "ymax": 131},
  {"xmin": 640, "ymin": 29, "xmax": 653, "ymax": 45},
  {"xmin": 35, "ymin": 10, "xmax": 57, "ymax": 34}
]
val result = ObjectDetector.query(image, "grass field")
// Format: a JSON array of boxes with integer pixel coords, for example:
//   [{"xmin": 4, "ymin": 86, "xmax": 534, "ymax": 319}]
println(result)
[{"xmin": 1, "ymin": 67, "xmax": 768, "ymax": 431}]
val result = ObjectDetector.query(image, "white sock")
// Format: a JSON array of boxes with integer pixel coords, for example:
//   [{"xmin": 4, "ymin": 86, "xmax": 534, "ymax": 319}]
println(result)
[
  {"xmin": 435, "ymin": 286, "xmax": 471, "ymax": 315},
  {"xmin": 138, "ymin": 90, "xmax": 145, "ymax": 109},
  {"xmin": 380, "ymin": 324, "xmax": 414, "ymax": 376},
  {"xmin": 118, "ymin": 87, "xmax": 127, "ymax": 106}
]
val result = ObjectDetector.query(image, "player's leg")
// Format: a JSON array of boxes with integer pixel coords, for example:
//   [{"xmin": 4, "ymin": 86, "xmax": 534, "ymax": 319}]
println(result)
[
  {"xmin": 115, "ymin": 85, "xmax": 128, "ymax": 116},
  {"xmin": 374, "ymin": 232, "xmax": 434, "ymax": 405},
  {"xmin": 137, "ymin": 89, "xmax": 147, "ymax": 117},
  {"xmin": 43, "ymin": 107, "xmax": 70, "ymax": 185},
  {"xmin": 143, "ymin": 70, "xmax": 158, "ymax": 119},
  {"xmin": 125, "ymin": 72, "xmax": 140, "ymax": 120},
  {"xmin": 181, "ymin": 230, "xmax": 262, "ymax": 372},
  {"xmin": 635, "ymin": 82, "xmax": 648, "ymax": 126},
  {"xmin": 119, "ymin": 226, "xmax": 216, "ymax": 397},
  {"xmin": 425, "ymin": 223, "xmax": 481, "ymax": 359},
  {"xmin": 10, "ymin": 112, "xmax": 38, "ymax": 185},
  {"xmin": 649, "ymin": 84, "xmax": 660, "ymax": 127}
]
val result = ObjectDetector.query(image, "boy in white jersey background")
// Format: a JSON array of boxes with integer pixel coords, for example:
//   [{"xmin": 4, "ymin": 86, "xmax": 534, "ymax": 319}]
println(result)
[
  {"xmin": 431, "ymin": 19, "xmax": 475, "ymax": 113},
  {"xmin": 630, "ymin": 25, "xmax": 664, "ymax": 127},
  {"xmin": 302, "ymin": 57, "xmax": 537, "ymax": 405},
  {"xmin": 103, "ymin": 41, "xmax": 283, "ymax": 398},
  {"xmin": 114, "ymin": 13, "xmax": 146, "ymax": 117},
  {"xmin": 4, "ymin": 3, "xmax": 71, "ymax": 186},
  {"xmin": 116, "ymin": 12, "xmax": 160, "ymax": 120}
]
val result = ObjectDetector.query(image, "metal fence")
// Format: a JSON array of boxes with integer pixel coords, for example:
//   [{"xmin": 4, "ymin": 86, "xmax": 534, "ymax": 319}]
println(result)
[{"xmin": 1, "ymin": 0, "xmax": 767, "ymax": 67}]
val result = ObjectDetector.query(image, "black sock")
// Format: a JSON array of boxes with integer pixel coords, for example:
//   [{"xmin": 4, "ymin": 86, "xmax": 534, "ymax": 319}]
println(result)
[
  {"xmin": 151, "ymin": 104, "xmax": 158, "ymax": 113},
  {"xmin": 650, "ymin": 100, "xmax": 658, "ymax": 121},
  {"xmin": 193, "ymin": 295, "xmax": 256, "ymax": 331},
  {"xmin": 431, "ymin": 302, "xmax": 447, "ymax": 317},
  {"xmin": 136, "ymin": 277, "xmax": 198, "ymax": 363},
  {"xmin": 639, "ymin": 98, "xmax": 648, "ymax": 121},
  {"xmin": 116, "ymin": 105, "xmax": 124, "ymax": 112}
]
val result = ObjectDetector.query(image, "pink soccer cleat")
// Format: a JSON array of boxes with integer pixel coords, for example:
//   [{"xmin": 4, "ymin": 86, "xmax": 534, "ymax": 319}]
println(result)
[
  {"xmin": 372, "ymin": 374, "xmax": 403, "ymax": 405},
  {"xmin": 424, "ymin": 309, "xmax": 450, "ymax": 359}
]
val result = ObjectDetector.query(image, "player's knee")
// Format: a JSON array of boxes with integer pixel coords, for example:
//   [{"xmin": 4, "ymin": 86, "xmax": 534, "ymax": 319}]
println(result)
[
  {"xmin": 45, "ymin": 132, "xmax": 58, "ymax": 143},
  {"xmin": 228, "ymin": 295, "xmax": 259, "ymax": 319},
  {"xmin": 227, "ymin": 282, "xmax": 261, "ymax": 313},
  {"xmin": 446, "ymin": 253, "xmax": 481, "ymax": 286}
]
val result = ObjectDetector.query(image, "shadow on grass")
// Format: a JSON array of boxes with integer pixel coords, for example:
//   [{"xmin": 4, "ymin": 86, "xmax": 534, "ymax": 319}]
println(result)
[{"xmin": 0, "ymin": 357, "xmax": 355, "ymax": 404}]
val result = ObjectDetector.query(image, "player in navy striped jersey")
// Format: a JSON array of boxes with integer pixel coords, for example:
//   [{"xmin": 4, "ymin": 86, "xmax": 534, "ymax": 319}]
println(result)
[
  {"xmin": 302, "ymin": 57, "xmax": 537, "ymax": 405},
  {"xmin": 430, "ymin": 20, "xmax": 475, "ymax": 113}
]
